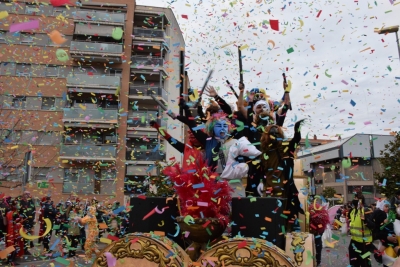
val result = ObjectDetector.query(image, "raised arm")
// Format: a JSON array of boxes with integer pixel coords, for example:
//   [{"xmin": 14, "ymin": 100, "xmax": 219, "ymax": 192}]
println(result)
[
  {"xmin": 237, "ymin": 83, "xmax": 248, "ymax": 119},
  {"xmin": 289, "ymin": 119, "xmax": 305, "ymax": 155},
  {"xmin": 150, "ymin": 121, "xmax": 185, "ymax": 153}
]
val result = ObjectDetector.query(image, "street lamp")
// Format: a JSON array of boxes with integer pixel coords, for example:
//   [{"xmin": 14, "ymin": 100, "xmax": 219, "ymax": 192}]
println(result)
[{"xmin": 377, "ymin": 25, "xmax": 400, "ymax": 63}]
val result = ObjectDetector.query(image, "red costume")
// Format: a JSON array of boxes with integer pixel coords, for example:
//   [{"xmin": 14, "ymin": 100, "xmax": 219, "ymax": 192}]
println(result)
[
  {"xmin": 6, "ymin": 209, "xmax": 24, "ymax": 258},
  {"xmin": 38, "ymin": 197, "xmax": 47, "ymax": 239}
]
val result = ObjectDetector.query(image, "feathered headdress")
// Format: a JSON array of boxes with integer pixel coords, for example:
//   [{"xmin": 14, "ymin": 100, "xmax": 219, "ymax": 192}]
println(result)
[{"xmin": 163, "ymin": 146, "xmax": 233, "ymax": 227}]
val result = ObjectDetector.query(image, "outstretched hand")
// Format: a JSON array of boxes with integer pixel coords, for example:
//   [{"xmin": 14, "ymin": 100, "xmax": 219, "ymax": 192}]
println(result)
[
  {"xmin": 239, "ymin": 82, "xmax": 245, "ymax": 91},
  {"xmin": 205, "ymin": 86, "xmax": 218, "ymax": 97}
]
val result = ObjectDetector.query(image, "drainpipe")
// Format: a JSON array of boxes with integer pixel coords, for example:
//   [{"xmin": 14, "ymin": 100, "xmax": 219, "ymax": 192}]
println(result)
[{"xmin": 179, "ymin": 51, "xmax": 184, "ymax": 116}]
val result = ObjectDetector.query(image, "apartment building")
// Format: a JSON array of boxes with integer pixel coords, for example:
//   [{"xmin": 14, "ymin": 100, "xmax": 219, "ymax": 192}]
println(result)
[
  {"xmin": 297, "ymin": 134, "xmax": 395, "ymax": 204},
  {"xmin": 0, "ymin": 0, "xmax": 186, "ymax": 203}
]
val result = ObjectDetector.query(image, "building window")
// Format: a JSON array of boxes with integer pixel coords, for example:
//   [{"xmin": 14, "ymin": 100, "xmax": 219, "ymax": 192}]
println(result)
[
  {"xmin": 0, "ymin": 167, "xmax": 21, "ymax": 182},
  {"xmin": 0, "ymin": 62, "xmax": 16, "ymax": 76},
  {"xmin": 20, "ymin": 33, "xmax": 34, "ymax": 44},
  {"xmin": 63, "ymin": 169, "xmax": 94, "ymax": 193},
  {"xmin": 46, "ymin": 66, "xmax": 59, "ymax": 77},
  {"xmin": 41, "ymin": 97, "xmax": 55, "ymax": 110},
  {"xmin": 16, "ymin": 64, "xmax": 31, "ymax": 76},
  {"xmin": 0, "ymin": 31, "xmax": 5, "ymax": 44},
  {"xmin": 101, "ymin": 170, "xmax": 116, "ymax": 180},
  {"xmin": 32, "ymin": 167, "xmax": 49, "ymax": 181},
  {"xmin": 12, "ymin": 96, "xmax": 26, "ymax": 109}
]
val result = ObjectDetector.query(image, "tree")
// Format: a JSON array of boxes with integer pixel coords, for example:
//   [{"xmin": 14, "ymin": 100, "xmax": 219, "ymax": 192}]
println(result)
[
  {"xmin": 322, "ymin": 187, "xmax": 336, "ymax": 199},
  {"xmin": 374, "ymin": 132, "xmax": 400, "ymax": 198}
]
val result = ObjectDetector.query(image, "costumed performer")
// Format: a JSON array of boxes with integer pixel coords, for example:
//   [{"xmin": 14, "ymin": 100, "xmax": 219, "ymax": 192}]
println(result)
[
  {"xmin": 259, "ymin": 119, "xmax": 306, "ymax": 230},
  {"xmin": 75, "ymin": 205, "xmax": 99, "ymax": 264}
]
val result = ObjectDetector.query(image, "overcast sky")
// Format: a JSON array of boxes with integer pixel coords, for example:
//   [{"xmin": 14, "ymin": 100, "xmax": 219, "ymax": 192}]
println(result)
[{"xmin": 137, "ymin": 0, "xmax": 399, "ymax": 139}]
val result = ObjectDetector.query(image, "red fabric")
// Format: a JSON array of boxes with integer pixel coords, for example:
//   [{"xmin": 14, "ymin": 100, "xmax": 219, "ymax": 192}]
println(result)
[
  {"xmin": 309, "ymin": 203, "xmax": 330, "ymax": 235},
  {"xmin": 163, "ymin": 146, "xmax": 233, "ymax": 226},
  {"xmin": 38, "ymin": 208, "xmax": 44, "ymax": 237},
  {"xmin": 6, "ymin": 211, "xmax": 24, "ymax": 257}
]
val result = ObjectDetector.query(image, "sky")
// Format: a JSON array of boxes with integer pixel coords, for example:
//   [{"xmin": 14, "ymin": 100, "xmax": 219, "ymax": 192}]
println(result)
[{"xmin": 137, "ymin": 0, "xmax": 400, "ymax": 139}]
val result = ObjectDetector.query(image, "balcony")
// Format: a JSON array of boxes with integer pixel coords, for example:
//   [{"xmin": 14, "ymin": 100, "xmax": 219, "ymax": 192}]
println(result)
[
  {"xmin": 127, "ymin": 150, "xmax": 165, "ymax": 161},
  {"xmin": 63, "ymin": 108, "xmax": 118, "ymax": 124},
  {"xmin": 73, "ymin": 10, "xmax": 125, "ymax": 25},
  {"xmin": 69, "ymin": 41, "xmax": 123, "ymax": 62},
  {"xmin": 63, "ymin": 182, "xmax": 94, "ymax": 194},
  {"xmin": 66, "ymin": 74, "xmax": 121, "ymax": 91},
  {"xmin": 133, "ymin": 28, "xmax": 165, "ymax": 39},
  {"xmin": 131, "ymin": 56, "xmax": 164, "ymax": 69},
  {"xmin": 128, "ymin": 111, "xmax": 158, "ymax": 127},
  {"xmin": 59, "ymin": 145, "xmax": 117, "ymax": 161},
  {"xmin": 129, "ymin": 86, "xmax": 168, "ymax": 101}
]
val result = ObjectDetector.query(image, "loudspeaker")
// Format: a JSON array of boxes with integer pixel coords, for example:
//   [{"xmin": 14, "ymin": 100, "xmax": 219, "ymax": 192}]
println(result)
[
  {"xmin": 231, "ymin": 197, "xmax": 288, "ymax": 249},
  {"xmin": 128, "ymin": 197, "xmax": 184, "ymax": 246}
]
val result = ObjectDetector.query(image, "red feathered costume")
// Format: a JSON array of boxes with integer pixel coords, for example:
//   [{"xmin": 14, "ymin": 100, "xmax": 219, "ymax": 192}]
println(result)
[
  {"xmin": 6, "ymin": 208, "xmax": 24, "ymax": 258},
  {"xmin": 163, "ymin": 145, "xmax": 233, "ymax": 227},
  {"xmin": 38, "ymin": 197, "xmax": 47, "ymax": 242}
]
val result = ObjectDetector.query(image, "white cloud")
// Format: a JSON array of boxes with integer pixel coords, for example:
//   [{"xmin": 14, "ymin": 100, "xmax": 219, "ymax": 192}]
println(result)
[{"xmin": 137, "ymin": 0, "xmax": 400, "ymax": 139}]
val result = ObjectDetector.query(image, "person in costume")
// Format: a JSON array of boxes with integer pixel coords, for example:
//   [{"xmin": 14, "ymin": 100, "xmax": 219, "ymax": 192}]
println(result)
[
  {"xmin": 65, "ymin": 203, "xmax": 80, "ymax": 258},
  {"xmin": 108, "ymin": 217, "xmax": 122, "ymax": 239},
  {"xmin": 6, "ymin": 198, "xmax": 24, "ymax": 264},
  {"xmin": 75, "ymin": 205, "xmax": 99, "ymax": 263},
  {"xmin": 259, "ymin": 119, "xmax": 306, "ymax": 228},
  {"xmin": 237, "ymin": 82, "xmax": 290, "ymax": 197},
  {"xmin": 308, "ymin": 202, "xmax": 330, "ymax": 267}
]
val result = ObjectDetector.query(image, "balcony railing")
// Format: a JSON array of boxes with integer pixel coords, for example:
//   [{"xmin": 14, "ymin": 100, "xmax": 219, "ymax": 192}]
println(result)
[
  {"xmin": 127, "ymin": 150, "xmax": 165, "ymax": 161},
  {"xmin": 63, "ymin": 182, "xmax": 94, "ymax": 194},
  {"xmin": 70, "ymin": 41, "xmax": 123, "ymax": 54},
  {"xmin": 66, "ymin": 74, "xmax": 121, "ymax": 89},
  {"xmin": 131, "ymin": 56, "xmax": 164, "ymax": 68},
  {"xmin": 73, "ymin": 10, "xmax": 125, "ymax": 24},
  {"xmin": 129, "ymin": 86, "xmax": 168, "ymax": 101},
  {"xmin": 128, "ymin": 111, "xmax": 158, "ymax": 127},
  {"xmin": 133, "ymin": 28, "xmax": 165, "ymax": 39},
  {"xmin": 63, "ymin": 108, "xmax": 118, "ymax": 123},
  {"xmin": 59, "ymin": 145, "xmax": 117, "ymax": 160}
]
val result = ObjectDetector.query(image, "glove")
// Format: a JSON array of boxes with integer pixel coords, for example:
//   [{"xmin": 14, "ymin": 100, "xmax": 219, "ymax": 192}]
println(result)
[{"xmin": 257, "ymin": 182, "xmax": 264, "ymax": 197}]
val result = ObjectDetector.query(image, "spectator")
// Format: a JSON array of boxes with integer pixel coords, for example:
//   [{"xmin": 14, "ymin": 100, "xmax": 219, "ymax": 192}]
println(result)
[
  {"xmin": 20, "ymin": 191, "xmax": 35, "ymax": 255},
  {"xmin": 42, "ymin": 197, "xmax": 56, "ymax": 252},
  {"xmin": 347, "ymin": 198, "xmax": 375, "ymax": 267},
  {"xmin": 309, "ymin": 203, "xmax": 330, "ymax": 267}
]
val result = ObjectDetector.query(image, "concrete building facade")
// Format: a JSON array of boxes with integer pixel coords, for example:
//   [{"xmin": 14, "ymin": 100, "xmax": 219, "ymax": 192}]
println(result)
[
  {"xmin": 297, "ymin": 134, "xmax": 395, "ymax": 205},
  {"xmin": 0, "ymin": 0, "xmax": 186, "ymax": 204}
]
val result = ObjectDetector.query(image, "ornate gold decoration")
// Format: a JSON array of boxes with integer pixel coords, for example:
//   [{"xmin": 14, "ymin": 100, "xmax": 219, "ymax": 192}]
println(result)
[
  {"xmin": 197, "ymin": 238, "xmax": 297, "ymax": 267},
  {"xmin": 290, "ymin": 232, "xmax": 309, "ymax": 266},
  {"xmin": 93, "ymin": 234, "xmax": 187, "ymax": 267}
]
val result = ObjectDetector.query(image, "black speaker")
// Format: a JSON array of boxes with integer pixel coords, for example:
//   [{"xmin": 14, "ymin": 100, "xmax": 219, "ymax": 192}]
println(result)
[
  {"xmin": 128, "ymin": 197, "xmax": 184, "ymax": 246},
  {"xmin": 231, "ymin": 197, "xmax": 288, "ymax": 249}
]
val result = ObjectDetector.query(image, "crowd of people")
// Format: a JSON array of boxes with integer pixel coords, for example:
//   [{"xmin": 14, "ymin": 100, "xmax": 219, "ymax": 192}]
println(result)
[
  {"xmin": 323, "ymin": 190, "xmax": 400, "ymax": 267},
  {"xmin": 0, "ymin": 191, "xmax": 128, "ymax": 265}
]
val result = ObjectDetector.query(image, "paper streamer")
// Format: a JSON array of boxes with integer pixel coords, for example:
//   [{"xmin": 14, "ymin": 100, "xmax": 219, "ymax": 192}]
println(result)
[
  {"xmin": 155, "ymin": 206, "xmax": 170, "ymax": 214},
  {"xmin": 0, "ymin": 11, "xmax": 9, "ymax": 20},
  {"xmin": 10, "ymin": 20, "xmax": 39, "ymax": 33},
  {"xmin": 267, "ymin": 40, "xmax": 275, "ymax": 49},
  {"xmin": 56, "ymin": 49, "xmax": 69, "ymax": 62},
  {"xmin": 20, "ymin": 218, "xmax": 52, "ymax": 240},
  {"xmin": 325, "ymin": 69, "xmax": 332, "ymax": 78},
  {"xmin": 105, "ymin": 252, "xmax": 117, "ymax": 267},
  {"xmin": 50, "ymin": 0, "xmax": 71, "ymax": 6},
  {"xmin": 48, "ymin": 30, "xmax": 67, "ymax": 45}
]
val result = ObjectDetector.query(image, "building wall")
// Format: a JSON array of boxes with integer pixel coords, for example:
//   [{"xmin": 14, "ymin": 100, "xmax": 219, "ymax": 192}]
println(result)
[{"xmin": 0, "ymin": 0, "xmax": 184, "ymax": 204}]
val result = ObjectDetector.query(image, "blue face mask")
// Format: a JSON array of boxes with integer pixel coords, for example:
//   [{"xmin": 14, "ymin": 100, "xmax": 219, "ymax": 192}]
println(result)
[{"xmin": 213, "ymin": 120, "xmax": 229, "ymax": 139}]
